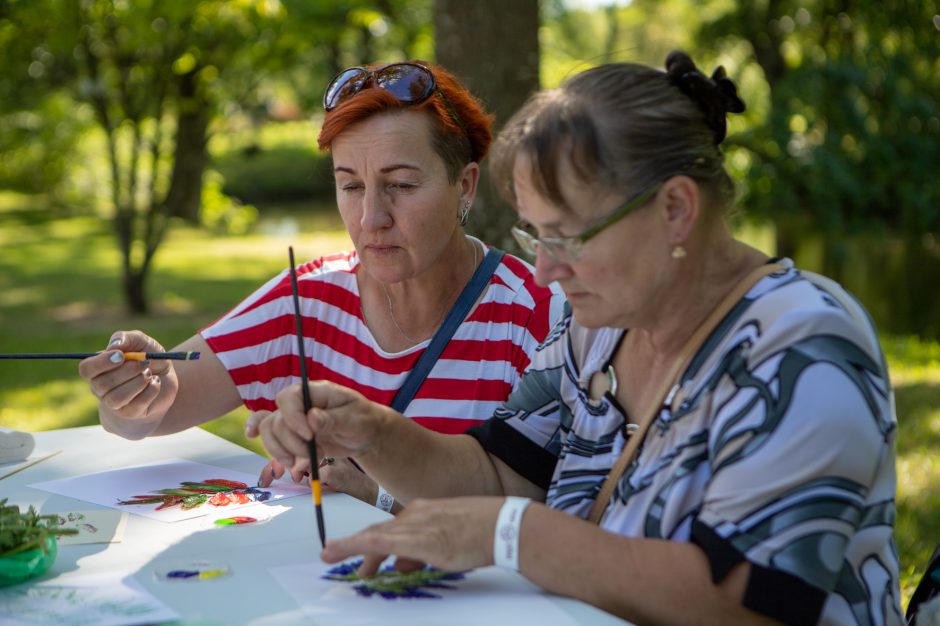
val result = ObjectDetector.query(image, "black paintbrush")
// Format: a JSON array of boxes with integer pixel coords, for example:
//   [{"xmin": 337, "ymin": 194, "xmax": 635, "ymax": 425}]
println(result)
[
  {"xmin": 288, "ymin": 246, "xmax": 326, "ymax": 548},
  {"xmin": 0, "ymin": 352, "xmax": 200, "ymax": 361}
]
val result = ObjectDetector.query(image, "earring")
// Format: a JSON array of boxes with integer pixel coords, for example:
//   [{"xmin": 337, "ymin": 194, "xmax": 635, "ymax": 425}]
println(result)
[
  {"xmin": 671, "ymin": 245, "xmax": 687, "ymax": 259},
  {"xmin": 458, "ymin": 200, "xmax": 471, "ymax": 226}
]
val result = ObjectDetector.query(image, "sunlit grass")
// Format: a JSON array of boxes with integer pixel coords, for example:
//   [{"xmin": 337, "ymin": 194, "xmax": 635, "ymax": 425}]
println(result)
[{"xmin": 0, "ymin": 195, "xmax": 937, "ymax": 608}]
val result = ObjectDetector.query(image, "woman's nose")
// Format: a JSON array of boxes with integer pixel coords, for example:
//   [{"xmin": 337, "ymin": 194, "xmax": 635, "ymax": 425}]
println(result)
[
  {"xmin": 534, "ymin": 247, "xmax": 571, "ymax": 286},
  {"xmin": 360, "ymin": 188, "xmax": 393, "ymax": 231}
]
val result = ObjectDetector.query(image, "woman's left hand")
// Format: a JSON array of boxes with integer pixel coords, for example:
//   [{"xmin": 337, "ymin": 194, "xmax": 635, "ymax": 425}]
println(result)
[{"xmin": 321, "ymin": 497, "xmax": 504, "ymax": 575}]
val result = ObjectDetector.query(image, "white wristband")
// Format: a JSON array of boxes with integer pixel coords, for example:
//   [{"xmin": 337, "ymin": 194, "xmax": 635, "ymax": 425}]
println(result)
[
  {"xmin": 493, "ymin": 496, "xmax": 531, "ymax": 571},
  {"xmin": 375, "ymin": 485, "xmax": 395, "ymax": 513}
]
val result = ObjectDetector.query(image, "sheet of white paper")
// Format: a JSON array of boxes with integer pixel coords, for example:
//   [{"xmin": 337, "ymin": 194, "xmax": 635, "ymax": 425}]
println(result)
[
  {"xmin": 269, "ymin": 561, "xmax": 581, "ymax": 626},
  {"xmin": 0, "ymin": 449, "xmax": 61, "ymax": 480},
  {"xmin": 51, "ymin": 510, "xmax": 129, "ymax": 546},
  {"xmin": 0, "ymin": 571, "xmax": 178, "ymax": 626},
  {"xmin": 30, "ymin": 459, "xmax": 309, "ymax": 522}
]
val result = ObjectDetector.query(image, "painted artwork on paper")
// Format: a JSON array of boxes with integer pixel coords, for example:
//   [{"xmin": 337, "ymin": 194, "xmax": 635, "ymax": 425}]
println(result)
[
  {"xmin": 270, "ymin": 561, "xmax": 583, "ymax": 626},
  {"xmin": 117, "ymin": 479, "xmax": 270, "ymax": 512},
  {"xmin": 53, "ymin": 510, "xmax": 128, "ymax": 546},
  {"xmin": 30, "ymin": 459, "xmax": 310, "ymax": 523},
  {"xmin": 0, "ymin": 571, "xmax": 179, "ymax": 626},
  {"xmin": 323, "ymin": 559, "xmax": 466, "ymax": 599}
]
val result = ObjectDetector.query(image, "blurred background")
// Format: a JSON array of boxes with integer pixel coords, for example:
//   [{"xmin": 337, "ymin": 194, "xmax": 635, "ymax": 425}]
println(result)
[{"xmin": 0, "ymin": 0, "xmax": 937, "ymax": 603}]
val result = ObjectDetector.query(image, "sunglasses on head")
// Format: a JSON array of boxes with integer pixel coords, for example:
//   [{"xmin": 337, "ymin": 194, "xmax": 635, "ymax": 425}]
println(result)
[{"xmin": 323, "ymin": 62, "xmax": 439, "ymax": 112}]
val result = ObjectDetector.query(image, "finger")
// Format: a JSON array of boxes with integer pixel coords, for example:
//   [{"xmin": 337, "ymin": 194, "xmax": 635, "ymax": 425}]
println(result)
[
  {"xmin": 358, "ymin": 553, "xmax": 387, "ymax": 577},
  {"xmin": 275, "ymin": 383, "xmax": 314, "ymax": 440},
  {"xmin": 244, "ymin": 410, "xmax": 271, "ymax": 438},
  {"xmin": 289, "ymin": 460, "xmax": 310, "ymax": 483},
  {"xmin": 79, "ymin": 348, "xmax": 129, "ymax": 380},
  {"xmin": 258, "ymin": 416, "xmax": 300, "ymax": 470},
  {"xmin": 107, "ymin": 333, "xmax": 126, "ymax": 350},
  {"xmin": 394, "ymin": 557, "xmax": 426, "ymax": 573},
  {"xmin": 256, "ymin": 458, "xmax": 284, "ymax": 487},
  {"xmin": 321, "ymin": 522, "xmax": 398, "ymax": 565},
  {"xmin": 100, "ymin": 368, "xmax": 159, "ymax": 412},
  {"xmin": 307, "ymin": 379, "xmax": 364, "ymax": 411}
]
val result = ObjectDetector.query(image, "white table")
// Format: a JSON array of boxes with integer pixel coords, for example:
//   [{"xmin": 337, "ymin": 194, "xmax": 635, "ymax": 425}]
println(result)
[{"xmin": 3, "ymin": 426, "xmax": 631, "ymax": 625}]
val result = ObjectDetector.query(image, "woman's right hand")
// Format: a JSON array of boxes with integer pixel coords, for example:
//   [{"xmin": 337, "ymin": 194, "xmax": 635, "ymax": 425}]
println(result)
[
  {"xmin": 78, "ymin": 331, "xmax": 178, "ymax": 439},
  {"xmin": 259, "ymin": 380, "xmax": 391, "ymax": 476}
]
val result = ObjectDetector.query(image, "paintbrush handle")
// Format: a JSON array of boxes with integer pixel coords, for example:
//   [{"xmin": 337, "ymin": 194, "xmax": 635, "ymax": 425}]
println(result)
[{"xmin": 0, "ymin": 352, "xmax": 201, "ymax": 360}]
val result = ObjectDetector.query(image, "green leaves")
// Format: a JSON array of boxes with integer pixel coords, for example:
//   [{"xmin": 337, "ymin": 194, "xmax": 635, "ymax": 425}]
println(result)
[{"xmin": 0, "ymin": 498, "xmax": 78, "ymax": 558}]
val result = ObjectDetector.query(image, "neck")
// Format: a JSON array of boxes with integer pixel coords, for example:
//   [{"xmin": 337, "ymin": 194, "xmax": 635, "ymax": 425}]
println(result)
[
  {"xmin": 372, "ymin": 235, "xmax": 480, "ymax": 346},
  {"xmin": 632, "ymin": 237, "xmax": 768, "ymax": 360}
]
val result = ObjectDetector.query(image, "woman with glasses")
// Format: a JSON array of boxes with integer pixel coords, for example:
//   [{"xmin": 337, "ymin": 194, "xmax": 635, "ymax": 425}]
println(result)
[
  {"xmin": 261, "ymin": 51, "xmax": 902, "ymax": 625},
  {"xmin": 78, "ymin": 61, "xmax": 563, "ymax": 513}
]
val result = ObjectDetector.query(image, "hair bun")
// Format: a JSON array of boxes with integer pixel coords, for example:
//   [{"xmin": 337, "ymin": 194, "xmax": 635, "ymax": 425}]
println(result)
[{"xmin": 665, "ymin": 51, "xmax": 745, "ymax": 144}]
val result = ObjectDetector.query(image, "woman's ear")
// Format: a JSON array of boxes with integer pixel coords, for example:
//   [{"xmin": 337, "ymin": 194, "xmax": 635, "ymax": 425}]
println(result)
[
  {"xmin": 458, "ymin": 161, "xmax": 481, "ymax": 205},
  {"xmin": 660, "ymin": 175, "xmax": 700, "ymax": 246}
]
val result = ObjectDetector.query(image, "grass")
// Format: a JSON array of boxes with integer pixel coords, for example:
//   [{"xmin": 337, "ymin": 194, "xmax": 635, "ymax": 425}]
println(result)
[
  {"xmin": 0, "ymin": 192, "xmax": 937, "ymax": 607},
  {"xmin": 0, "ymin": 194, "xmax": 350, "ymax": 455}
]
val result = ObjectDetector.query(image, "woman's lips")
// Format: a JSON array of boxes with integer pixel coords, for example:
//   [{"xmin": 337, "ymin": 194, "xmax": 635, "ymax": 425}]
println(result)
[{"xmin": 365, "ymin": 244, "xmax": 399, "ymax": 255}]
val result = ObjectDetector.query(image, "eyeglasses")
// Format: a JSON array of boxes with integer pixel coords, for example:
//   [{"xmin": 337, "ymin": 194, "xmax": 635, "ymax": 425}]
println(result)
[
  {"xmin": 323, "ymin": 62, "xmax": 438, "ymax": 112},
  {"xmin": 510, "ymin": 182, "xmax": 662, "ymax": 262}
]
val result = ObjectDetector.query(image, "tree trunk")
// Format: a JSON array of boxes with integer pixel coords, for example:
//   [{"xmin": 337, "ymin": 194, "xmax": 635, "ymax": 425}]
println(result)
[
  {"xmin": 165, "ymin": 70, "xmax": 210, "ymax": 224},
  {"xmin": 123, "ymin": 269, "xmax": 148, "ymax": 315},
  {"xmin": 434, "ymin": 0, "xmax": 540, "ymax": 252}
]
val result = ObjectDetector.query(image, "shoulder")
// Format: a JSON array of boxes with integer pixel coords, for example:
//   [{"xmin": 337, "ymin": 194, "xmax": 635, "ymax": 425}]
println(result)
[
  {"xmin": 742, "ymin": 263, "xmax": 883, "ymax": 365},
  {"xmin": 492, "ymin": 250, "xmax": 564, "ymax": 307},
  {"xmin": 265, "ymin": 250, "xmax": 359, "ymax": 296}
]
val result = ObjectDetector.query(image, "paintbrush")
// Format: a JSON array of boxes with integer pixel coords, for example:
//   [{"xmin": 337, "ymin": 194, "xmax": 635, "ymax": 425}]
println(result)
[
  {"xmin": 288, "ymin": 246, "xmax": 326, "ymax": 548},
  {"xmin": 0, "ymin": 352, "xmax": 200, "ymax": 361}
]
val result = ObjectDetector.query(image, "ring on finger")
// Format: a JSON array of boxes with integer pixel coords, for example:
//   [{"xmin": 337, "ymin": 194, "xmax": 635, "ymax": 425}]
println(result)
[{"xmin": 319, "ymin": 456, "xmax": 335, "ymax": 468}]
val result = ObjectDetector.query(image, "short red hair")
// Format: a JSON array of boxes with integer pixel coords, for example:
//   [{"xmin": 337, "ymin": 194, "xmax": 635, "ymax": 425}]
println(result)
[{"xmin": 317, "ymin": 61, "xmax": 494, "ymax": 180}]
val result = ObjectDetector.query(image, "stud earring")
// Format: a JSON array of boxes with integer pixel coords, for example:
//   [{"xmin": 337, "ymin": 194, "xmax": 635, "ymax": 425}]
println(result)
[
  {"xmin": 671, "ymin": 245, "xmax": 687, "ymax": 259},
  {"xmin": 459, "ymin": 200, "xmax": 471, "ymax": 226}
]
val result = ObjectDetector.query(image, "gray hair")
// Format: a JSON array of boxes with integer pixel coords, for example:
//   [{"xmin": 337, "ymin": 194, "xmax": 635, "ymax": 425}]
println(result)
[{"xmin": 490, "ymin": 51, "xmax": 744, "ymax": 215}]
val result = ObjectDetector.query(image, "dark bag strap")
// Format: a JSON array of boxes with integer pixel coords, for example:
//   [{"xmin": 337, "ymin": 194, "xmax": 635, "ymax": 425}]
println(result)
[{"xmin": 390, "ymin": 248, "xmax": 505, "ymax": 413}]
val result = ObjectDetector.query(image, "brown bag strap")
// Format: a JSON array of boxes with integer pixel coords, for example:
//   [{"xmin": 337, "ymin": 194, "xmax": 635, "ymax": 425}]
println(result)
[{"xmin": 587, "ymin": 262, "xmax": 785, "ymax": 525}]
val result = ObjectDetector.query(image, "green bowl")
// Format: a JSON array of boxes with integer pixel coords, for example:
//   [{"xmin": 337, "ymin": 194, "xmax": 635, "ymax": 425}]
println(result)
[{"xmin": 0, "ymin": 535, "xmax": 57, "ymax": 587}]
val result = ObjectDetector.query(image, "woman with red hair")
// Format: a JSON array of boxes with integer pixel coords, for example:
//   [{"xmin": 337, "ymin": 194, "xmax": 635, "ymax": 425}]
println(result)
[{"xmin": 79, "ymin": 61, "xmax": 564, "ymax": 513}]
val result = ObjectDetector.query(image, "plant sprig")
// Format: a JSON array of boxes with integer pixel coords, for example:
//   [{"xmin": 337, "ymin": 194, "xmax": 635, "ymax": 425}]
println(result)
[{"xmin": 0, "ymin": 498, "xmax": 78, "ymax": 558}]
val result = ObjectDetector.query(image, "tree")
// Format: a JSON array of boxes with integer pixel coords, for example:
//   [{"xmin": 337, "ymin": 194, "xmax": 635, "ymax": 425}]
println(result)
[
  {"xmin": 434, "ymin": 0, "xmax": 540, "ymax": 250},
  {"xmin": 699, "ymin": 0, "xmax": 940, "ymax": 335}
]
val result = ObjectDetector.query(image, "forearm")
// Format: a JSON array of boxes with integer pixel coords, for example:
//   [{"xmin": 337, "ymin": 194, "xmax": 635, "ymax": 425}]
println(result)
[
  {"xmin": 518, "ymin": 505, "xmax": 782, "ymax": 626},
  {"xmin": 354, "ymin": 418, "xmax": 506, "ymax": 503}
]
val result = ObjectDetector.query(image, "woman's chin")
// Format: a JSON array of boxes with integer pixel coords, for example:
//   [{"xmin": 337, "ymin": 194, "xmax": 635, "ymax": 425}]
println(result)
[{"xmin": 569, "ymin": 303, "xmax": 612, "ymax": 329}]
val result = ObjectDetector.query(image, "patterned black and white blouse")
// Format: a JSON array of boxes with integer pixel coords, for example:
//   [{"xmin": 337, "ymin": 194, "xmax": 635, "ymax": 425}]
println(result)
[{"xmin": 468, "ymin": 260, "xmax": 902, "ymax": 626}]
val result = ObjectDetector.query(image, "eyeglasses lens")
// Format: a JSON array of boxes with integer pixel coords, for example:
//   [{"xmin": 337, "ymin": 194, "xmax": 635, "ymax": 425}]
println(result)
[{"xmin": 511, "ymin": 227, "xmax": 539, "ymax": 258}]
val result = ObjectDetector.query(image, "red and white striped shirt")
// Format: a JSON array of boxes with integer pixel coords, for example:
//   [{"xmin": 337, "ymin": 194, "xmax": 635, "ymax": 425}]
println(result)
[{"xmin": 201, "ymin": 245, "xmax": 564, "ymax": 434}]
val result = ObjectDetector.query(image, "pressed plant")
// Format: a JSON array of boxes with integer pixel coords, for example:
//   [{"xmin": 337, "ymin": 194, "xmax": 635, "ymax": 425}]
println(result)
[{"xmin": 0, "ymin": 498, "xmax": 77, "ymax": 558}]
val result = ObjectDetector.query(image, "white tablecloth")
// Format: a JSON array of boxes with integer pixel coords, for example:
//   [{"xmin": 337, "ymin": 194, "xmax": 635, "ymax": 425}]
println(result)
[{"xmin": 2, "ymin": 426, "xmax": 631, "ymax": 625}]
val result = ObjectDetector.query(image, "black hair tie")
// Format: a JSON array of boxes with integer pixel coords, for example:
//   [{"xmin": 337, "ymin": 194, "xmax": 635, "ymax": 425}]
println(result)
[{"xmin": 671, "ymin": 66, "xmax": 745, "ymax": 144}]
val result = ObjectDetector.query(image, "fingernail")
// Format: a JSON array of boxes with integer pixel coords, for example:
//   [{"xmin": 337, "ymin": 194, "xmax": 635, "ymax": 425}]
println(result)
[
  {"xmin": 143, "ymin": 368, "xmax": 152, "ymax": 378},
  {"xmin": 109, "ymin": 352, "xmax": 124, "ymax": 364},
  {"xmin": 150, "ymin": 375, "xmax": 160, "ymax": 386},
  {"xmin": 108, "ymin": 335, "xmax": 123, "ymax": 349}
]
